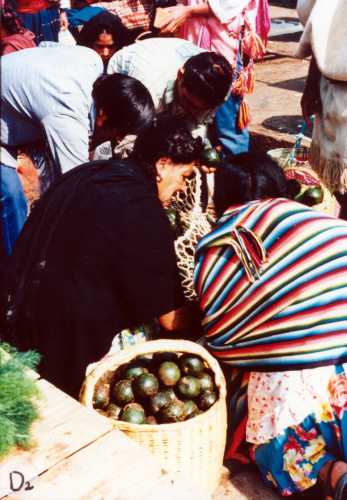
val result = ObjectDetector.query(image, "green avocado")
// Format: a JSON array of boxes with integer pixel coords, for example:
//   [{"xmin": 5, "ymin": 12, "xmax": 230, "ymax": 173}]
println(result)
[
  {"xmin": 111, "ymin": 379, "xmax": 134, "ymax": 406},
  {"xmin": 196, "ymin": 372, "xmax": 214, "ymax": 391},
  {"xmin": 93, "ymin": 383, "xmax": 110, "ymax": 410},
  {"xmin": 133, "ymin": 373, "xmax": 159, "ymax": 398},
  {"xmin": 121, "ymin": 403, "xmax": 145, "ymax": 424},
  {"xmin": 157, "ymin": 362, "xmax": 181, "ymax": 387},
  {"xmin": 160, "ymin": 388, "xmax": 177, "ymax": 403},
  {"xmin": 296, "ymin": 186, "xmax": 324, "ymax": 206},
  {"xmin": 177, "ymin": 376, "xmax": 202, "ymax": 399},
  {"xmin": 150, "ymin": 391, "xmax": 172, "ymax": 414},
  {"xmin": 180, "ymin": 355, "xmax": 205, "ymax": 376},
  {"xmin": 159, "ymin": 400, "xmax": 186, "ymax": 423},
  {"xmin": 183, "ymin": 400, "xmax": 199, "ymax": 420},
  {"xmin": 201, "ymin": 148, "xmax": 221, "ymax": 168},
  {"xmin": 106, "ymin": 403, "xmax": 122, "ymax": 420},
  {"xmin": 198, "ymin": 390, "xmax": 217, "ymax": 411},
  {"xmin": 123, "ymin": 365, "xmax": 148, "ymax": 380}
]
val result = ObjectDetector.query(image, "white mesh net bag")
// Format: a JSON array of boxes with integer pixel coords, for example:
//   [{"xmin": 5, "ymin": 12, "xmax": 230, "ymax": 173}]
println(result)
[{"xmin": 171, "ymin": 169, "xmax": 214, "ymax": 301}]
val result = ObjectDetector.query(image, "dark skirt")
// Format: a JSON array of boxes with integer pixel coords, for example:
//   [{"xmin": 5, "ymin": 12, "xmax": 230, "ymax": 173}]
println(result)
[{"xmin": 18, "ymin": 5, "xmax": 60, "ymax": 45}]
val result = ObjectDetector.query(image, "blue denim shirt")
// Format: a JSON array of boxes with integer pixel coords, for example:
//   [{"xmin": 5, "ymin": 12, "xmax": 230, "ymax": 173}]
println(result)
[{"xmin": 1, "ymin": 45, "xmax": 103, "ymax": 174}]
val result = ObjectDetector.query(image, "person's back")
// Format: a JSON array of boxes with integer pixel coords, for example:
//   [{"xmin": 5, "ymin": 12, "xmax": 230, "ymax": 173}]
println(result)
[
  {"xmin": 107, "ymin": 37, "xmax": 203, "ymax": 108},
  {"xmin": 1, "ymin": 45, "xmax": 103, "ymax": 173},
  {"xmin": 1, "ymin": 158, "xmax": 183, "ymax": 397}
]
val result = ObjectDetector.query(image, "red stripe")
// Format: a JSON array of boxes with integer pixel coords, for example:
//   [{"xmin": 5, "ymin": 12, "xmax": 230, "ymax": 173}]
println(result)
[
  {"xmin": 208, "ymin": 266, "xmax": 347, "ymax": 337},
  {"xmin": 214, "ymin": 330, "xmax": 347, "ymax": 358}
]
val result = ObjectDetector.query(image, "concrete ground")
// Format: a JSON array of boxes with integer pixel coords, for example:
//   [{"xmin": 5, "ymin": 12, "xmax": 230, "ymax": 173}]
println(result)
[
  {"xmin": 213, "ymin": 464, "xmax": 281, "ymax": 500},
  {"xmin": 248, "ymin": 1, "xmax": 310, "ymax": 152}
]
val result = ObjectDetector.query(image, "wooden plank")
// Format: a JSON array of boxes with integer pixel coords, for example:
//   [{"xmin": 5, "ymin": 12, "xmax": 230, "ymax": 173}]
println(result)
[
  {"xmin": 26, "ymin": 368, "xmax": 40, "ymax": 381},
  {"xmin": 5, "ymin": 429, "xmax": 211, "ymax": 500},
  {"xmin": 0, "ymin": 379, "xmax": 113, "ymax": 498}
]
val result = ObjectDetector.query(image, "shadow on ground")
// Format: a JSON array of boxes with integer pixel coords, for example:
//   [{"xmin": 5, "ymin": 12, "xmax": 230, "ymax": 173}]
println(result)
[
  {"xmin": 267, "ymin": 76, "xmax": 305, "ymax": 92},
  {"xmin": 262, "ymin": 115, "xmax": 311, "ymax": 137}
]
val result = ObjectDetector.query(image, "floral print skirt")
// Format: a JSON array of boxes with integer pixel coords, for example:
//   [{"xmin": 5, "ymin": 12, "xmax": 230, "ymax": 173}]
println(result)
[{"xmin": 252, "ymin": 365, "xmax": 347, "ymax": 496}]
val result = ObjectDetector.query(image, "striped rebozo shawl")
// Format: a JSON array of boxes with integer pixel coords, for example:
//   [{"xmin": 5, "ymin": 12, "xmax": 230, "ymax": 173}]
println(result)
[{"xmin": 194, "ymin": 198, "xmax": 347, "ymax": 370}]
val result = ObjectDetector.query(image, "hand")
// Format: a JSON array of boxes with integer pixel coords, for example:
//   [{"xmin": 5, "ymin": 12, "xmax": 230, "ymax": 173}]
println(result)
[
  {"xmin": 59, "ymin": 11, "xmax": 69, "ymax": 31},
  {"xmin": 158, "ymin": 5, "xmax": 192, "ymax": 35}
]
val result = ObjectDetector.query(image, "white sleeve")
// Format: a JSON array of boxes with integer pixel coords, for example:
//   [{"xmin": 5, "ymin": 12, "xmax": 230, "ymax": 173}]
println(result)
[
  {"xmin": 42, "ymin": 114, "xmax": 90, "ymax": 174},
  {"xmin": 59, "ymin": 0, "xmax": 71, "ymax": 9},
  {"xmin": 107, "ymin": 52, "xmax": 124, "ymax": 75}
]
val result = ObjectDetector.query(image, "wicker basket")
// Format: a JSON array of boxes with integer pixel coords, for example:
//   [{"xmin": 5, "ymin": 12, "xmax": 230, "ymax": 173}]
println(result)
[
  {"xmin": 268, "ymin": 147, "xmax": 338, "ymax": 216},
  {"xmin": 80, "ymin": 339, "xmax": 227, "ymax": 494}
]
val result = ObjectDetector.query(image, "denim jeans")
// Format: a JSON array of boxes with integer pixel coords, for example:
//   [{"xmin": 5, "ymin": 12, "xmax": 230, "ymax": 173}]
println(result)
[{"xmin": 1, "ymin": 165, "xmax": 28, "ymax": 257}]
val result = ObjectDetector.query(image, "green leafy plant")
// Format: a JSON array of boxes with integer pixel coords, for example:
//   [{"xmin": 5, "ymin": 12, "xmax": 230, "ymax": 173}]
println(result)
[{"xmin": 0, "ymin": 343, "xmax": 41, "ymax": 459}]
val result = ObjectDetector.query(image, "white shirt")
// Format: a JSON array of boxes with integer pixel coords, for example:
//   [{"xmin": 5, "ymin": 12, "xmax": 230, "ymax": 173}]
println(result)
[
  {"xmin": 1, "ymin": 45, "xmax": 103, "ymax": 173},
  {"xmin": 107, "ymin": 37, "xmax": 215, "ymax": 141}
]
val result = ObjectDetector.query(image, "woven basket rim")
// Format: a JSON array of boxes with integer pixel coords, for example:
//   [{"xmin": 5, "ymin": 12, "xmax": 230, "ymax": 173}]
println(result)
[{"xmin": 80, "ymin": 339, "xmax": 227, "ymax": 429}]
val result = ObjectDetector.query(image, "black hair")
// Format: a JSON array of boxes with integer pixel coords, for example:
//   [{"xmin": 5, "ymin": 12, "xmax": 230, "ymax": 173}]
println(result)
[
  {"xmin": 1, "ymin": 5, "xmax": 25, "ymax": 36},
  {"xmin": 182, "ymin": 52, "xmax": 233, "ymax": 107},
  {"xmin": 92, "ymin": 73, "xmax": 155, "ymax": 136},
  {"xmin": 132, "ymin": 114, "xmax": 204, "ymax": 176},
  {"xmin": 213, "ymin": 153, "xmax": 290, "ymax": 217},
  {"xmin": 77, "ymin": 11, "xmax": 131, "ymax": 52}
]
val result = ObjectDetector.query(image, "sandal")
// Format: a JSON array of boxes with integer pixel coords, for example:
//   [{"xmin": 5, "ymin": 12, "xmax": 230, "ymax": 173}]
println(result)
[{"xmin": 324, "ymin": 461, "xmax": 347, "ymax": 500}]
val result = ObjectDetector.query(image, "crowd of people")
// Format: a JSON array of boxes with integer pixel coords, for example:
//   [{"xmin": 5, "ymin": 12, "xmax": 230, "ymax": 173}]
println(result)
[{"xmin": 1, "ymin": 0, "xmax": 347, "ymax": 498}]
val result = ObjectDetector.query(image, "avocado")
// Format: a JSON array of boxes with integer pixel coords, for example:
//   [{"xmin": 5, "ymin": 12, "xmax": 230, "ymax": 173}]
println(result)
[
  {"xmin": 123, "ymin": 365, "xmax": 148, "ymax": 380},
  {"xmin": 179, "ymin": 355, "xmax": 205, "ymax": 376},
  {"xmin": 157, "ymin": 361, "xmax": 181, "ymax": 387},
  {"xmin": 121, "ymin": 403, "xmax": 145, "ymax": 424},
  {"xmin": 150, "ymin": 388, "xmax": 177, "ymax": 413},
  {"xmin": 198, "ymin": 390, "xmax": 217, "ymax": 411},
  {"xmin": 93, "ymin": 383, "xmax": 110, "ymax": 410},
  {"xmin": 201, "ymin": 148, "xmax": 221, "ymax": 168},
  {"xmin": 166, "ymin": 208, "xmax": 179, "ymax": 231},
  {"xmin": 106, "ymin": 403, "xmax": 122, "ymax": 420},
  {"xmin": 160, "ymin": 388, "xmax": 177, "ymax": 403},
  {"xmin": 183, "ymin": 400, "xmax": 199, "ymax": 420},
  {"xmin": 296, "ymin": 186, "xmax": 324, "ymax": 206},
  {"xmin": 133, "ymin": 373, "xmax": 159, "ymax": 398},
  {"xmin": 159, "ymin": 400, "xmax": 186, "ymax": 423},
  {"xmin": 177, "ymin": 376, "xmax": 202, "ymax": 399},
  {"xmin": 150, "ymin": 391, "xmax": 172, "ymax": 414},
  {"xmin": 111, "ymin": 379, "xmax": 134, "ymax": 406},
  {"xmin": 196, "ymin": 372, "xmax": 214, "ymax": 391}
]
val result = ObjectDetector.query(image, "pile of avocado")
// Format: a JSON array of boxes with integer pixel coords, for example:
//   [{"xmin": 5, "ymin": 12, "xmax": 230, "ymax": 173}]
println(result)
[{"xmin": 93, "ymin": 352, "xmax": 218, "ymax": 425}]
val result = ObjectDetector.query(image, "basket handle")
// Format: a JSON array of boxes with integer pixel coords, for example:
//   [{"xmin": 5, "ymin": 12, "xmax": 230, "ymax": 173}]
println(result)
[{"xmin": 80, "ymin": 339, "xmax": 226, "ymax": 406}]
